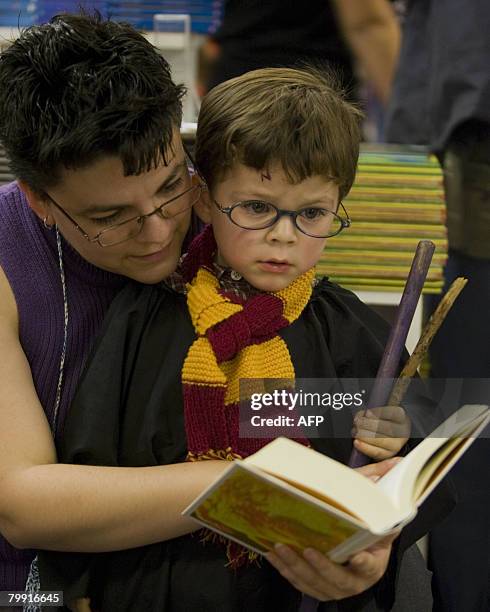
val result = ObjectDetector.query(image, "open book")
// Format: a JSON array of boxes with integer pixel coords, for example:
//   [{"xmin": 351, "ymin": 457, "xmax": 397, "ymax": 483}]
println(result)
[{"xmin": 183, "ymin": 404, "xmax": 489, "ymax": 563}]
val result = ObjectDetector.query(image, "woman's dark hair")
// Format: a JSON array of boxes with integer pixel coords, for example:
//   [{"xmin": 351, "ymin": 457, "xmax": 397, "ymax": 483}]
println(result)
[{"xmin": 0, "ymin": 12, "xmax": 186, "ymax": 192}]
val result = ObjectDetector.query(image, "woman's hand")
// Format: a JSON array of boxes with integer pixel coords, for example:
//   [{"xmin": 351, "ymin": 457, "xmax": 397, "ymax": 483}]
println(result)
[
  {"xmin": 265, "ymin": 456, "xmax": 401, "ymax": 600},
  {"xmin": 266, "ymin": 533, "xmax": 397, "ymax": 601}
]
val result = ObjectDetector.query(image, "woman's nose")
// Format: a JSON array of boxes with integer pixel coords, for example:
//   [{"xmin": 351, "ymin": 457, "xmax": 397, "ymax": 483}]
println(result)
[{"xmin": 135, "ymin": 210, "xmax": 175, "ymax": 244}]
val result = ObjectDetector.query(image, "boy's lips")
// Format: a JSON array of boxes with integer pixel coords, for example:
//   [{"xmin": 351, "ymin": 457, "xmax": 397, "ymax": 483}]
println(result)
[{"xmin": 258, "ymin": 259, "xmax": 292, "ymax": 273}]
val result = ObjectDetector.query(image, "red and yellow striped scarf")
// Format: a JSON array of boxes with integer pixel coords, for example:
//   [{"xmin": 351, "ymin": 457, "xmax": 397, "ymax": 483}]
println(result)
[{"xmin": 181, "ymin": 225, "xmax": 312, "ymax": 461}]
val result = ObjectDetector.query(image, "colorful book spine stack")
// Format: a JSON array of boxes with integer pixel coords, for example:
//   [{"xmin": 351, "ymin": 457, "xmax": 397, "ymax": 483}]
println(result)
[{"xmin": 318, "ymin": 145, "xmax": 447, "ymax": 294}]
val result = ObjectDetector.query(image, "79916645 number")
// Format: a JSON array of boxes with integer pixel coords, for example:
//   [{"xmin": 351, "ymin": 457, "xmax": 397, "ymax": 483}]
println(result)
[{"xmin": 0, "ymin": 591, "xmax": 63, "ymax": 607}]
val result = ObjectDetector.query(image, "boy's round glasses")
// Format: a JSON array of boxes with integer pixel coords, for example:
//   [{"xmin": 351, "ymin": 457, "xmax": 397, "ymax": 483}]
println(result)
[
  {"xmin": 213, "ymin": 199, "xmax": 351, "ymax": 238},
  {"xmin": 45, "ymin": 183, "xmax": 204, "ymax": 247}
]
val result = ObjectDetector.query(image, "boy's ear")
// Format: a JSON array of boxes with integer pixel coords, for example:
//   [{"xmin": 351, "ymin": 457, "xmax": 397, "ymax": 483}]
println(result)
[
  {"xmin": 193, "ymin": 182, "xmax": 213, "ymax": 223},
  {"xmin": 18, "ymin": 180, "xmax": 50, "ymax": 222}
]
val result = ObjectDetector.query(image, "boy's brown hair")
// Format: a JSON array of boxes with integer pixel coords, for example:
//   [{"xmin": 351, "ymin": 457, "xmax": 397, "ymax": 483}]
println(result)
[{"xmin": 195, "ymin": 66, "xmax": 362, "ymax": 202}]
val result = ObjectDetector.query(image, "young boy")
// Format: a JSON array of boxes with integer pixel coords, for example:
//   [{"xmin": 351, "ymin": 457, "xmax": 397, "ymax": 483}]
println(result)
[{"xmin": 38, "ymin": 68, "xmax": 451, "ymax": 611}]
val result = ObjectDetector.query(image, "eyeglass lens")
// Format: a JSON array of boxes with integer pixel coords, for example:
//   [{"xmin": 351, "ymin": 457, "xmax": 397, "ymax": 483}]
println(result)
[
  {"xmin": 229, "ymin": 201, "xmax": 343, "ymax": 237},
  {"xmin": 98, "ymin": 184, "xmax": 201, "ymax": 246}
]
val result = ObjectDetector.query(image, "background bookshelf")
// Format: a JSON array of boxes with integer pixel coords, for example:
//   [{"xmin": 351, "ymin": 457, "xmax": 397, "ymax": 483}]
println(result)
[{"xmin": 320, "ymin": 144, "xmax": 447, "ymax": 296}]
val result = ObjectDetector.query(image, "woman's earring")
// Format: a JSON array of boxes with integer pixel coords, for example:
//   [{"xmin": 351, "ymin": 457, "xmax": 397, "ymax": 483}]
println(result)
[{"xmin": 43, "ymin": 215, "xmax": 54, "ymax": 230}]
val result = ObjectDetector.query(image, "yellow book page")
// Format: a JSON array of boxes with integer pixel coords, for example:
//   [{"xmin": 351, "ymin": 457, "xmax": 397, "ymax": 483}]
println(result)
[{"xmin": 190, "ymin": 466, "xmax": 362, "ymax": 556}]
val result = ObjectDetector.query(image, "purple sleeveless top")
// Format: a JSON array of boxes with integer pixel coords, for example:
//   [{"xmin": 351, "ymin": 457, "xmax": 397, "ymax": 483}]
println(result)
[{"xmin": 0, "ymin": 182, "xmax": 126, "ymax": 590}]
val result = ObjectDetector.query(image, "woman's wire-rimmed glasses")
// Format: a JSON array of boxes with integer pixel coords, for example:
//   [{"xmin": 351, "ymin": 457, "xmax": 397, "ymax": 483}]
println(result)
[
  {"xmin": 44, "ymin": 182, "xmax": 204, "ymax": 247},
  {"xmin": 213, "ymin": 199, "xmax": 351, "ymax": 238}
]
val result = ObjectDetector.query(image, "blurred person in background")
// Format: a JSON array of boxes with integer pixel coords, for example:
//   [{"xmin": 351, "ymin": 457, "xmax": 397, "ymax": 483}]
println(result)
[
  {"xmin": 197, "ymin": 0, "xmax": 399, "ymax": 109},
  {"xmin": 385, "ymin": 1, "xmax": 490, "ymax": 610}
]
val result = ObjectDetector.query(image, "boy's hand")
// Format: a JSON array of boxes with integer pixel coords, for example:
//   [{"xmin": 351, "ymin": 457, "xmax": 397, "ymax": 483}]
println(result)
[{"xmin": 353, "ymin": 406, "xmax": 411, "ymax": 461}]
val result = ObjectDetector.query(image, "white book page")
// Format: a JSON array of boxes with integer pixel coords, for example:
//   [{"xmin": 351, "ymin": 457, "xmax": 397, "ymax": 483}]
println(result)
[
  {"xmin": 245, "ymin": 438, "xmax": 401, "ymax": 531},
  {"xmin": 376, "ymin": 405, "xmax": 489, "ymax": 511}
]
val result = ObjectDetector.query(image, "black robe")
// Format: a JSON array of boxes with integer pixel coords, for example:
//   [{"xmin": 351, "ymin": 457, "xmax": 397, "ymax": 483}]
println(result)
[{"xmin": 38, "ymin": 278, "xmax": 455, "ymax": 611}]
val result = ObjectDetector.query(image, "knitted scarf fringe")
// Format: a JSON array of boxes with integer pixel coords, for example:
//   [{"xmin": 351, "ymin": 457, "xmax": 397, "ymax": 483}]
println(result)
[{"xmin": 198, "ymin": 529, "xmax": 261, "ymax": 569}]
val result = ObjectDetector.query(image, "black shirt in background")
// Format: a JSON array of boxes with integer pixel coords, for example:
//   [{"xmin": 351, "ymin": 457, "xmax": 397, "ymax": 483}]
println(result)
[{"xmin": 207, "ymin": 0, "xmax": 357, "ymax": 99}]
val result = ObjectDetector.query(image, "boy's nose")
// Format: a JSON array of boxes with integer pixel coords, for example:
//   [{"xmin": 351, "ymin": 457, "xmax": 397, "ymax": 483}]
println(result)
[{"xmin": 266, "ymin": 215, "xmax": 298, "ymax": 243}]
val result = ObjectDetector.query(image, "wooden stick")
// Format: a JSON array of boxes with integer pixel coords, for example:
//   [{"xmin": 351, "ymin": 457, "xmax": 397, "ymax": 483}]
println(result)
[
  {"xmin": 388, "ymin": 277, "xmax": 468, "ymax": 405},
  {"xmin": 349, "ymin": 240, "xmax": 435, "ymax": 468}
]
